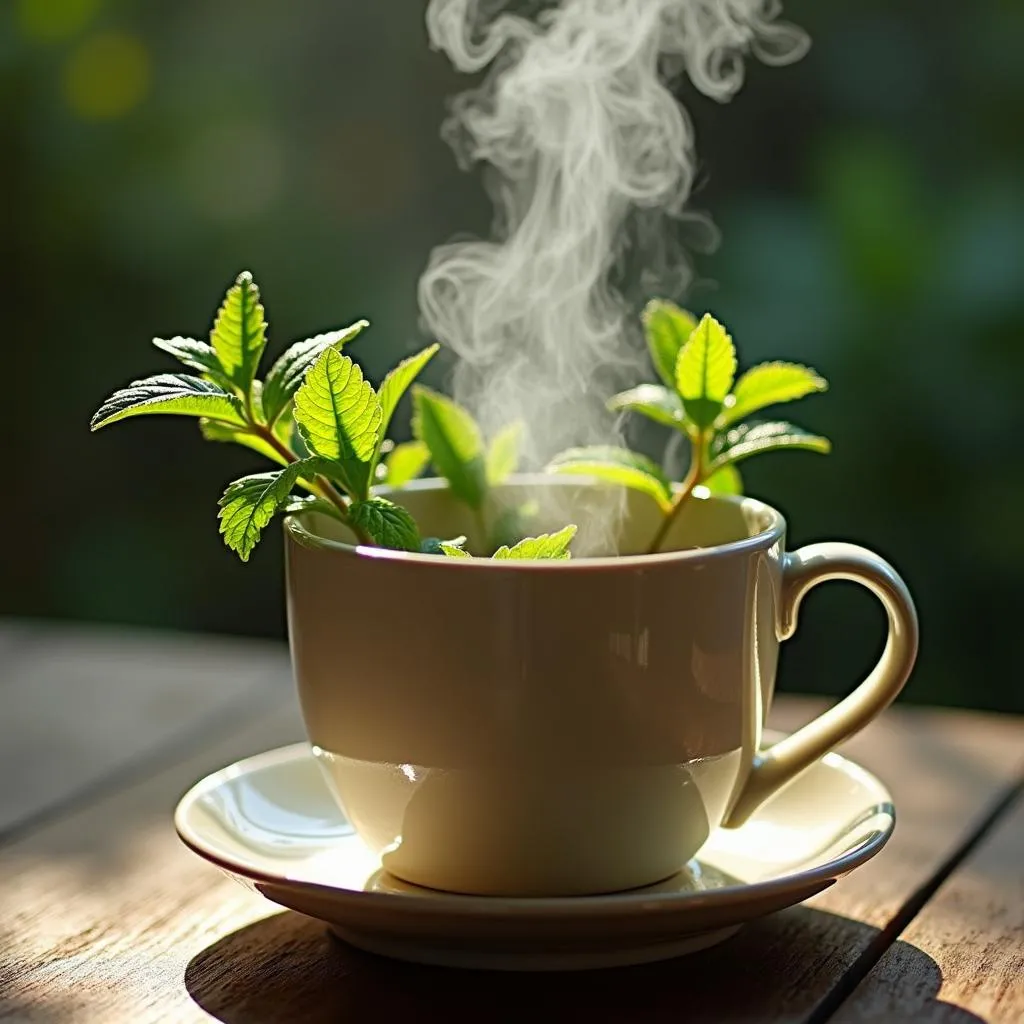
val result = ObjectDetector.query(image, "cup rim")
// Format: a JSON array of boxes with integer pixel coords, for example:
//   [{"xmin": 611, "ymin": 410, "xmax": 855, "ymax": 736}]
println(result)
[{"xmin": 283, "ymin": 474, "xmax": 786, "ymax": 570}]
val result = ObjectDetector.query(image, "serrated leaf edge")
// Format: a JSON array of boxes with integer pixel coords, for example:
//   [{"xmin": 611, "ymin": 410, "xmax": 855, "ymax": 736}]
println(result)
[
  {"xmin": 90, "ymin": 373, "xmax": 245, "ymax": 431},
  {"xmin": 293, "ymin": 348, "xmax": 382, "ymax": 465}
]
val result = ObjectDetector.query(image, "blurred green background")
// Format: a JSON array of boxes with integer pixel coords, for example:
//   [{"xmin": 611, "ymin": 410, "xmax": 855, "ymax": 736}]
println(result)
[{"xmin": 2, "ymin": 0, "xmax": 1022, "ymax": 713}]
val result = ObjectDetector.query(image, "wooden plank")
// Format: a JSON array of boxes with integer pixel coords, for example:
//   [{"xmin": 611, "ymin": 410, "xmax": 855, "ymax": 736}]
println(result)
[
  {"xmin": 835, "ymin": 789, "xmax": 1024, "ymax": 1023},
  {"xmin": 769, "ymin": 699, "xmax": 1024, "ymax": 929},
  {"xmin": 0, "ymin": 689, "xmax": 1020, "ymax": 1023},
  {"xmin": 0, "ymin": 622, "xmax": 291, "ymax": 837},
  {"xmin": 0, "ymin": 702, "xmax": 305, "ymax": 1023}
]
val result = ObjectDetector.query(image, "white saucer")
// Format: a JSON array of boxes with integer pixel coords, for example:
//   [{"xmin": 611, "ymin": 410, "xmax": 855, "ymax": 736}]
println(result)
[{"xmin": 175, "ymin": 735, "xmax": 894, "ymax": 971}]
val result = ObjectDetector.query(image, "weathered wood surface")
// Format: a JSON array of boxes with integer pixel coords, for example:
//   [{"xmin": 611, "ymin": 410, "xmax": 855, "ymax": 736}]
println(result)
[
  {"xmin": 0, "ymin": 703, "xmax": 304, "ymax": 1024},
  {"xmin": 769, "ymin": 701, "xmax": 1024, "ymax": 928},
  {"xmin": 0, "ymin": 622, "xmax": 1021, "ymax": 1022},
  {"xmin": 0, "ymin": 620, "xmax": 290, "ymax": 839},
  {"xmin": 836, "ymin": 789, "xmax": 1024, "ymax": 1023}
]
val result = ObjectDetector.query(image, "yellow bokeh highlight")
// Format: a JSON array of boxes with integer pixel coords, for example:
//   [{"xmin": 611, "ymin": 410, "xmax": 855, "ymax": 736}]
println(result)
[
  {"xmin": 17, "ymin": 0, "xmax": 102, "ymax": 42},
  {"xmin": 63, "ymin": 32, "xmax": 150, "ymax": 120}
]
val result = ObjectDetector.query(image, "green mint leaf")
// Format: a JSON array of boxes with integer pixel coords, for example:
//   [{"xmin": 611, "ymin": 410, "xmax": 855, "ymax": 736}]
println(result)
[
  {"xmin": 261, "ymin": 320, "xmax": 369, "ymax": 426},
  {"xmin": 281, "ymin": 494, "xmax": 345, "ymax": 519},
  {"xmin": 293, "ymin": 348, "xmax": 382, "ymax": 467},
  {"xmin": 421, "ymin": 534, "xmax": 468, "ymax": 556},
  {"xmin": 676, "ymin": 313, "xmax": 737, "ymax": 430},
  {"xmin": 210, "ymin": 271, "xmax": 268, "ymax": 396},
  {"xmin": 642, "ymin": 299, "xmax": 698, "ymax": 389},
  {"xmin": 493, "ymin": 524, "xmax": 577, "ymax": 560},
  {"xmin": 383, "ymin": 440, "xmax": 430, "ymax": 489},
  {"xmin": 421, "ymin": 535, "xmax": 471, "ymax": 558},
  {"xmin": 288, "ymin": 408, "xmax": 311, "ymax": 458},
  {"xmin": 486, "ymin": 421, "xmax": 523, "ymax": 485},
  {"xmin": 152, "ymin": 336, "xmax": 233, "ymax": 389},
  {"xmin": 218, "ymin": 456, "xmax": 328, "ymax": 561},
  {"xmin": 378, "ymin": 344, "xmax": 441, "ymax": 442},
  {"xmin": 199, "ymin": 419, "xmax": 290, "ymax": 467},
  {"xmin": 91, "ymin": 374, "xmax": 245, "ymax": 430},
  {"xmin": 348, "ymin": 497, "xmax": 421, "ymax": 552},
  {"xmin": 488, "ymin": 500, "xmax": 539, "ymax": 551},
  {"xmin": 547, "ymin": 446, "xmax": 673, "ymax": 512},
  {"xmin": 720, "ymin": 362, "xmax": 828, "ymax": 427},
  {"xmin": 411, "ymin": 386, "xmax": 487, "ymax": 509},
  {"xmin": 710, "ymin": 420, "xmax": 831, "ymax": 471},
  {"xmin": 352, "ymin": 343, "xmax": 442, "ymax": 493},
  {"xmin": 608, "ymin": 384, "xmax": 685, "ymax": 429},
  {"xmin": 702, "ymin": 463, "xmax": 744, "ymax": 495}
]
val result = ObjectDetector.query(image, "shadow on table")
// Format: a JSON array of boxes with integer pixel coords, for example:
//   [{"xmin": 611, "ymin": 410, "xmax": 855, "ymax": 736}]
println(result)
[{"xmin": 184, "ymin": 905, "xmax": 986, "ymax": 1024}]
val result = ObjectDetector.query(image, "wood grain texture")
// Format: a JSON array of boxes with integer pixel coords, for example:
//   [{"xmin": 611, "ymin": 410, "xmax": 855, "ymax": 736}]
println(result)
[
  {"xmin": 0, "ymin": 677, "xmax": 1020, "ymax": 1023},
  {"xmin": 769, "ymin": 700, "xmax": 1024, "ymax": 928},
  {"xmin": 835, "ymin": 789, "xmax": 1024, "ymax": 1023},
  {"xmin": 0, "ymin": 622, "xmax": 290, "ymax": 837},
  {"xmin": 0, "ymin": 702, "xmax": 305, "ymax": 1024}
]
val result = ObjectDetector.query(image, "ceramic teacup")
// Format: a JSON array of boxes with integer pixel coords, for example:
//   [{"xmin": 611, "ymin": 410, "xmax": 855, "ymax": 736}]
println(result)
[{"xmin": 284, "ymin": 477, "xmax": 917, "ymax": 897}]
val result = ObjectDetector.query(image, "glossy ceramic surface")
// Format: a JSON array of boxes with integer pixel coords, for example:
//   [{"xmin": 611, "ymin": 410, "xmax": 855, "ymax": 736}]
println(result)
[
  {"xmin": 283, "ymin": 477, "xmax": 917, "ymax": 896},
  {"xmin": 175, "ymin": 736, "xmax": 896, "ymax": 971}
]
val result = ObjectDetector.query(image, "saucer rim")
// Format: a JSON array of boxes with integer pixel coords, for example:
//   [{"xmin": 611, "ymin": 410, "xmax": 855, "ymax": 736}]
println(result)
[{"xmin": 175, "ymin": 737, "xmax": 895, "ymax": 918}]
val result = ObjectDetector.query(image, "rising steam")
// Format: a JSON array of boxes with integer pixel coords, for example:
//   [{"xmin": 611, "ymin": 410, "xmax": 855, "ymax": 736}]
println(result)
[{"xmin": 419, "ymin": 0, "xmax": 808, "ymax": 547}]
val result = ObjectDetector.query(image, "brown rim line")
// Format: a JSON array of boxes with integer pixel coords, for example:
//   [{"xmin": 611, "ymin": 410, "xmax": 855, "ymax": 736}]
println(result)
[{"xmin": 284, "ymin": 474, "xmax": 787, "ymax": 570}]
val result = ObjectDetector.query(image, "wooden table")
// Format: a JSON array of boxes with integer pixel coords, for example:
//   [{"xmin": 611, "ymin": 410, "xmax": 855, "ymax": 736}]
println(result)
[{"xmin": 0, "ymin": 619, "xmax": 1021, "ymax": 1023}]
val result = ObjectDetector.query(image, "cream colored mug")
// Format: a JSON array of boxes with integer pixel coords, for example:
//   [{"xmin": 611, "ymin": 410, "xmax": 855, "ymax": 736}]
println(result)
[{"xmin": 284, "ymin": 477, "xmax": 917, "ymax": 897}]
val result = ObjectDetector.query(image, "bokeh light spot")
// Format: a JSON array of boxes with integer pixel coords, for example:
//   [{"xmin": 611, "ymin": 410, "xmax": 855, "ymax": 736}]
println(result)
[
  {"xmin": 63, "ymin": 31, "xmax": 150, "ymax": 120},
  {"xmin": 17, "ymin": 0, "xmax": 102, "ymax": 42}
]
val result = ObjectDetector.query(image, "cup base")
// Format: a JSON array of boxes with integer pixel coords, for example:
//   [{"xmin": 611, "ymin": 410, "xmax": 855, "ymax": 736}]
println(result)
[
  {"xmin": 378, "ymin": 861, "xmax": 688, "ymax": 899},
  {"xmin": 313, "ymin": 745, "xmax": 743, "ymax": 897}
]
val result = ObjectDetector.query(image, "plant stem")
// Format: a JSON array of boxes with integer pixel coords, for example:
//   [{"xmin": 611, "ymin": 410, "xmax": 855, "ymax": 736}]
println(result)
[
  {"xmin": 248, "ymin": 425, "xmax": 375, "ymax": 546},
  {"xmin": 250, "ymin": 423, "xmax": 298, "ymax": 466},
  {"xmin": 647, "ymin": 431, "xmax": 705, "ymax": 555}
]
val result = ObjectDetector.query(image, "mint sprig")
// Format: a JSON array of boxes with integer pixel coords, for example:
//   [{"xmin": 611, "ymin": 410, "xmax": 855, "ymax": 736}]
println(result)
[
  {"xmin": 411, "ymin": 387, "xmax": 575, "ymax": 554},
  {"xmin": 91, "ymin": 273, "xmax": 830, "ymax": 566},
  {"xmin": 549, "ymin": 303, "xmax": 830, "ymax": 554},
  {"xmin": 91, "ymin": 270, "xmax": 438, "ymax": 560}
]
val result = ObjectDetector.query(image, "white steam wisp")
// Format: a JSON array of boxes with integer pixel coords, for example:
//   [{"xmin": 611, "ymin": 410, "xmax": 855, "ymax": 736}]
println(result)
[{"xmin": 419, "ymin": 0, "xmax": 808, "ymax": 550}]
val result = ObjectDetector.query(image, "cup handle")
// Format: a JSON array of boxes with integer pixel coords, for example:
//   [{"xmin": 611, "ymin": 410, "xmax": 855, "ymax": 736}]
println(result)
[{"xmin": 723, "ymin": 542, "xmax": 919, "ymax": 827}]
